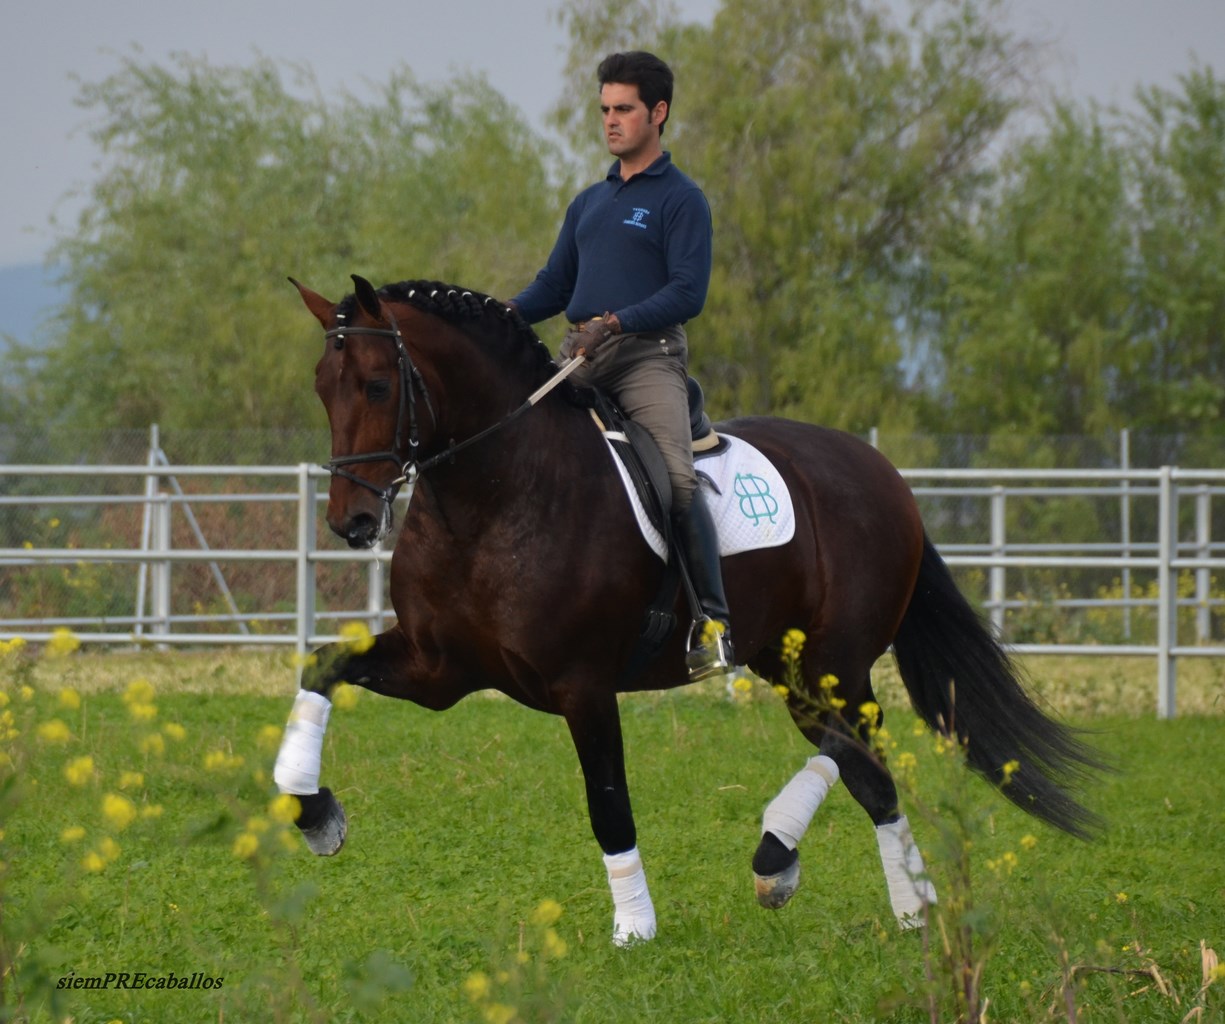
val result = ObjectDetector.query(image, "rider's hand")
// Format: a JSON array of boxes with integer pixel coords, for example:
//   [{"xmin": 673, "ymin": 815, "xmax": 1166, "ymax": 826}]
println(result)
[{"xmin": 561, "ymin": 313, "xmax": 621, "ymax": 360}]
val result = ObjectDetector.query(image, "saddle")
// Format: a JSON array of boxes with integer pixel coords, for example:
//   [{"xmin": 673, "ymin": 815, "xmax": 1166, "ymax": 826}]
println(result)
[{"xmin": 589, "ymin": 377, "xmax": 722, "ymax": 680}]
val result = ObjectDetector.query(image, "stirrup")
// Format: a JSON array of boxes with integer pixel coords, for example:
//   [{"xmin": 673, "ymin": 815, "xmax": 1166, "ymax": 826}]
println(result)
[{"xmin": 685, "ymin": 619, "xmax": 735, "ymax": 681}]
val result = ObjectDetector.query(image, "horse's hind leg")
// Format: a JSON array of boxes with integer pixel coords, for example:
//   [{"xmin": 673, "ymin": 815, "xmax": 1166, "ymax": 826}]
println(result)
[
  {"xmin": 820, "ymin": 709, "xmax": 938, "ymax": 929},
  {"xmin": 752, "ymin": 669, "xmax": 937, "ymax": 927}
]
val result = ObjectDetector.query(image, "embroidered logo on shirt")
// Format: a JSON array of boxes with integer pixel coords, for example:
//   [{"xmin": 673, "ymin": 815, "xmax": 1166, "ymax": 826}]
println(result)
[{"xmin": 623, "ymin": 207, "xmax": 651, "ymax": 229}]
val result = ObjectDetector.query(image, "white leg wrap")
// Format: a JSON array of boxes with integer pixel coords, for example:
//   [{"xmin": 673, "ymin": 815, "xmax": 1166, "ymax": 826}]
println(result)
[
  {"xmin": 603, "ymin": 847, "xmax": 656, "ymax": 946},
  {"xmin": 761, "ymin": 755, "xmax": 840, "ymax": 850},
  {"xmin": 273, "ymin": 690, "xmax": 332, "ymax": 795},
  {"xmin": 876, "ymin": 815, "xmax": 938, "ymax": 928}
]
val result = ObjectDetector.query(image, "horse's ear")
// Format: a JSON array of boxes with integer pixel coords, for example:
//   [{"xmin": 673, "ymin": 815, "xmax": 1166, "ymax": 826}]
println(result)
[
  {"xmin": 351, "ymin": 275, "xmax": 383, "ymax": 320},
  {"xmin": 289, "ymin": 277, "xmax": 335, "ymax": 328}
]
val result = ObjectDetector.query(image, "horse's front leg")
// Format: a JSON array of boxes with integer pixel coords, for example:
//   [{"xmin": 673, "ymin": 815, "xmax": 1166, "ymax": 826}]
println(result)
[
  {"xmin": 273, "ymin": 627, "xmax": 420, "ymax": 857},
  {"xmin": 559, "ymin": 684, "xmax": 656, "ymax": 946}
]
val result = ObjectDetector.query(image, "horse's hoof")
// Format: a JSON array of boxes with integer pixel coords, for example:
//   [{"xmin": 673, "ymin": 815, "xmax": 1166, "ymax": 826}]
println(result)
[
  {"xmin": 295, "ymin": 787, "xmax": 347, "ymax": 856},
  {"xmin": 751, "ymin": 831, "xmax": 800, "ymax": 908},
  {"xmin": 754, "ymin": 859, "xmax": 801, "ymax": 909}
]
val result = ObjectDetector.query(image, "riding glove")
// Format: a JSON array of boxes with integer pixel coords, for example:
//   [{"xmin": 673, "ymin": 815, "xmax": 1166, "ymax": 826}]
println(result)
[{"xmin": 561, "ymin": 313, "xmax": 620, "ymax": 360}]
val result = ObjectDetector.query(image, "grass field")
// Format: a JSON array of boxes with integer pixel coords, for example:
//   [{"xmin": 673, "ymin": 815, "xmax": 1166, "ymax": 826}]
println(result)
[{"xmin": 2, "ymin": 646, "xmax": 1223, "ymax": 1023}]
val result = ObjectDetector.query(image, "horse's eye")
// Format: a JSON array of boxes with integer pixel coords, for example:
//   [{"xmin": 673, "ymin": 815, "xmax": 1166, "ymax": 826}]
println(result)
[{"xmin": 365, "ymin": 379, "xmax": 392, "ymax": 402}]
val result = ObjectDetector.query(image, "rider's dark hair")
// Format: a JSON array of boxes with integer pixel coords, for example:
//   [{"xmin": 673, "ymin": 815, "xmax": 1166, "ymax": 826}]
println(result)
[{"xmin": 597, "ymin": 51, "xmax": 673, "ymax": 136}]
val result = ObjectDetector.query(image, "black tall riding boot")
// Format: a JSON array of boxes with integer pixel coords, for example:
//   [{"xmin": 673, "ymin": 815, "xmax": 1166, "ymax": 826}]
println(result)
[{"xmin": 673, "ymin": 498, "xmax": 736, "ymax": 680}]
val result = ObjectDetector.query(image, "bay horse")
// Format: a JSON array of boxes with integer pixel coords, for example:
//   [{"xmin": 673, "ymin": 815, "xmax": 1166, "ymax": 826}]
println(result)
[{"xmin": 274, "ymin": 275, "xmax": 1101, "ymax": 945}]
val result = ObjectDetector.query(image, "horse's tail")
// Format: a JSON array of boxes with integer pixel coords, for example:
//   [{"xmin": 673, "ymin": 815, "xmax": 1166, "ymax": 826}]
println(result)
[{"xmin": 891, "ymin": 534, "xmax": 1107, "ymax": 839}]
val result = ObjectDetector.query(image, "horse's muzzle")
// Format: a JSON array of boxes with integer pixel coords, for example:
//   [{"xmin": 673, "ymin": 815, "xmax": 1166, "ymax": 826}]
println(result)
[{"xmin": 333, "ymin": 511, "xmax": 384, "ymax": 549}]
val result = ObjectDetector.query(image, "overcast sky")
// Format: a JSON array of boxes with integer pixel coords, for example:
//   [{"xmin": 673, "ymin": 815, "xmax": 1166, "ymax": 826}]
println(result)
[{"xmin": 1, "ymin": 0, "xmax": 1222, "ymax": 269}]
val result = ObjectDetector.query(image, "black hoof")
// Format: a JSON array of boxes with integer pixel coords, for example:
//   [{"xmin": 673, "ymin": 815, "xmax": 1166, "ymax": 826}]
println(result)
[
  {"xmin": 752, "ymin": 831, "xmax": 801, "ymax": 909},
  {"xmin": 294, "ymin": 787, "xmax": 347, "ymax": 856}
]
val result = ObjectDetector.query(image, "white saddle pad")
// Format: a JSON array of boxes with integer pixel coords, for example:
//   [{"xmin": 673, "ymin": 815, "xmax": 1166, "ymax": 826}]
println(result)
[{"xmin": 601, "ymin": 430, "xmax": 796, "ymax": 561}]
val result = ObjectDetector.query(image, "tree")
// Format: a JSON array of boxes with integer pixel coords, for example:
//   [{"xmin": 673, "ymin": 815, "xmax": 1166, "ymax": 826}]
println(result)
[
  {"xmin": 924, "ymin": 65, "xmax": 1225, "ymax": 442},
  {"xmin": 924, "ymin": 103, "xmax": 1133, "ymax": 436},
  {"xmin": 5, "ymin": 53, "xmax": 561, "ymax": 437},
  {"xmin": 1124, "ymin": 64, "xmax": 1225, "ymax": 436}
]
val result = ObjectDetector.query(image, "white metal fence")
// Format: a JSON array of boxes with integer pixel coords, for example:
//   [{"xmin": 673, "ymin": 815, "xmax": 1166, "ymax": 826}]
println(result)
[{"xmin": 2, "ymin": 459, "xmax": 1223, "ymax": 718}]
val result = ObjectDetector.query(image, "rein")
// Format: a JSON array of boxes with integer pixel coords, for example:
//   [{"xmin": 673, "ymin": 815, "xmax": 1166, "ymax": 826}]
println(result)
[{"xmin": 323, "ymin": 300, "xmax": 583, "ymax": 508}]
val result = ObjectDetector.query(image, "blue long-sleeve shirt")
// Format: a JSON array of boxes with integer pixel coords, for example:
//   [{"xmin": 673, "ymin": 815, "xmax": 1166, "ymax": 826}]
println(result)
[{"xmin": 513, "ymin": 152, "xmax": 713, "ymax": 334}]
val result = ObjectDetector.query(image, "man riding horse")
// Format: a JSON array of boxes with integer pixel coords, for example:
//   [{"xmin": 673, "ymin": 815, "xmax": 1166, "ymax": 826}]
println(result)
[{"xmin": 508, "ymin": 50, "xmax": 734, "ymax": 682}]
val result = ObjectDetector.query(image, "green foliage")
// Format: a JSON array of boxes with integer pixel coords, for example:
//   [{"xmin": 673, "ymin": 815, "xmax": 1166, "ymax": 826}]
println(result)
[
  {"xmin": 6, "ymin": 54, "xmax": 561, "ymax": 436},
  {"xmin": 925, "ymin": 63, "xmax": 1225, "ymax": 438},
  {"xmin": 5, "ymin": 4, "xmax": 1225, "ymax": 447},
  {"xmin": 3, "ymin": 646, "xmax": 1223, "ymax": 1022}
]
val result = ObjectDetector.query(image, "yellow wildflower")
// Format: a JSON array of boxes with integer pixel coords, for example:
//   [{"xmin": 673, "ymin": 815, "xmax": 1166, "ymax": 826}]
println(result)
[
  {"xmin": 781, "ymin": 629, "xmax": 806, "ymax": 662},
  {"xmin": 0, "ymin": 637, "xmax": 26, "ymax": 658},
  {"xmin": 140, "ymin": 804, "xmax": 164, "ymax": 819},
  {"xmin": 894, "ymin": 751, "xmax": 917, "ymax": 771},
  {"xmin": 203, "ymin": 750, "xmax": 244, "ymax": 773},
  {"xmin": 64, "ymin": 755, "xmax": 95, "ymax": 787},
  {"xmin": 57, "ymin": 688, "xmax": 82, "ymax": 711},
  {"xmin": 139, "ymin": 733, "xmax": 166, "ymax": 757},
  {"xmin": 45, "ymin": 628, "xmax": 81, "ymax": 659},
  {"xmin": 331, "ymin": 682, "xmax": 359, "ymax": 711},
  {"xmin": 98, "ymin": 836, "xmax": 121, "ymax": 863},
  {"xmin": 732, "ymin": 676, "xmax": 752, "ymax": 694},
  {"xmin": 1115, "ymin": 892, "xmax": 1128, "ymax": 904},
  {"xmin": 118, "ymin": 771, "xmax": 144, "ymax": 791},
  {"xmin": 19, "ymin": 686, "xmax": 34, "ymax": 702},
  {"xmin": 162, "ymin": 722, "xmax": 187, "ymax": 742},
  {"xmin": 60, "ymin": 826, "xmax": 87, "ymax": 844},
  {"xmin": 257, "ymin": 724, "xmax": 282, "ymax": 751},
  {"xmin": 483, "ymin": 1003, "xmax": 516, "ymax": 1024},
  {"xmin": 544, "ymin": 928, "xmax": 568, "ymax": 958},
  {"xmin": 858, "ymin": 702, "xmax": 882, "ymax": 728},
  {"xmin": 101, "ymin": 793, "xmax": 138, "ymax": 831},
  {"xmin": 1000, "ymin": 760, "xmax": 1021, "ymax": 786},
  {"xmin": 772, "ymin": 684, "xmax": 789, "ymax": 698},
  {"xmin": 818, "ymin": 673, "xmax": 838, "ymax": 691},
  {"xmin": 128, "ymin": 702, "xmax": 157, "ymax": 723},
  {"xmin": 123, "ymin": 679, "xmax": 156, "ymax": 706},
  {"xmin": 232, "ymin": 832, "xmax": 260, "ymax": 859},
  {"xmin": 268, "ymin": 794, "xmax": 301, "ymax": 826},
  {"xmin": 462, "ymin": 971, "xmax": 491, "ymax": 1002},
  {"xmin": 36, "ymin": 719, "xmax": 72, "ymax": 744},
  {"xmin": 338, "ymin": 621, "xmax": 376, "ymax": 654},
  {"xmin": 81, "ymin": 851, "xmax": 106, "ymax": 873},
  {"xmin": 1020, "ymin": 834, "xmax": 1038, "ymax": 851},
  {"xmin": 530, "ymin": 898, "xmax": 563, "ymax": 927}
]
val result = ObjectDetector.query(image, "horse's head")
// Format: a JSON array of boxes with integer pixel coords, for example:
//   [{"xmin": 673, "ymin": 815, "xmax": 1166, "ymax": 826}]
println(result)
[{"xmin": 294, "ymin": 275, "xmax": 421, "ymax": 548}]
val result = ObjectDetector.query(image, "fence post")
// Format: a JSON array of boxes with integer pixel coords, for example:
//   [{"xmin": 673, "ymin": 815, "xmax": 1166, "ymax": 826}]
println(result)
[
  {"xmin": 1195, "ymin": 487, "xmax": 1211, "ymax": 644},
  {"xmin": 151, "ymin": 493, "xmax": 172, "ymax": 651},
  {"xmin": 990, "ymin": 486, "xmax": 1006, "ymax": 634},
  {"xmin": 367, "ymin": 552, "xmax": 385, "ymax": 636},
  {"xmin": 296, "ymin": 465, "xmax": 317, "ymax": 669},
  {"xmin": 1120, "ymin": 429, "xmax": 1132, "ymax": 639},
  {"xmin": 135, "ymin": 423, "xmax": 160, "ymax": 639},
  {"xmin": 1157, "ymin": 466, "xmax": 1177, "ymax": 719}
]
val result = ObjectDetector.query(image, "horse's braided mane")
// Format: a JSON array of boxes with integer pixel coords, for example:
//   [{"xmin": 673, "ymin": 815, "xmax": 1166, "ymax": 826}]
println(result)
[{"xmin": 335, "ymin": 279, "xmax": 587, "ymax": 406}]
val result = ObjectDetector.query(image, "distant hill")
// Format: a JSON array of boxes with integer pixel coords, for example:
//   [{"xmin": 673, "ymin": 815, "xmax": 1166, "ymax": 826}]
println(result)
[{"xmin": 0, "ymin": 263, "xmax": 67, "ymax": 349}]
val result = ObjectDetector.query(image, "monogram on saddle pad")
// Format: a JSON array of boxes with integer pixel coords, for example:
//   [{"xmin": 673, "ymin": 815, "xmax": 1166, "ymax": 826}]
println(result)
[{"xmin": 590, "ymin": 381, "xmax": 796, "ymax": 562}]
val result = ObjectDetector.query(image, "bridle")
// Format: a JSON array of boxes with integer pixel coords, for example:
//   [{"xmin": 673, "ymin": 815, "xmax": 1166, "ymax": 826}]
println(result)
[
  {"xmin": 322, "ymin": 294, "xmax": 585, "ymax": 511},
  {"xmin": 322, "ymin": 304, "xmax": 436, "ymax": 507}
]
